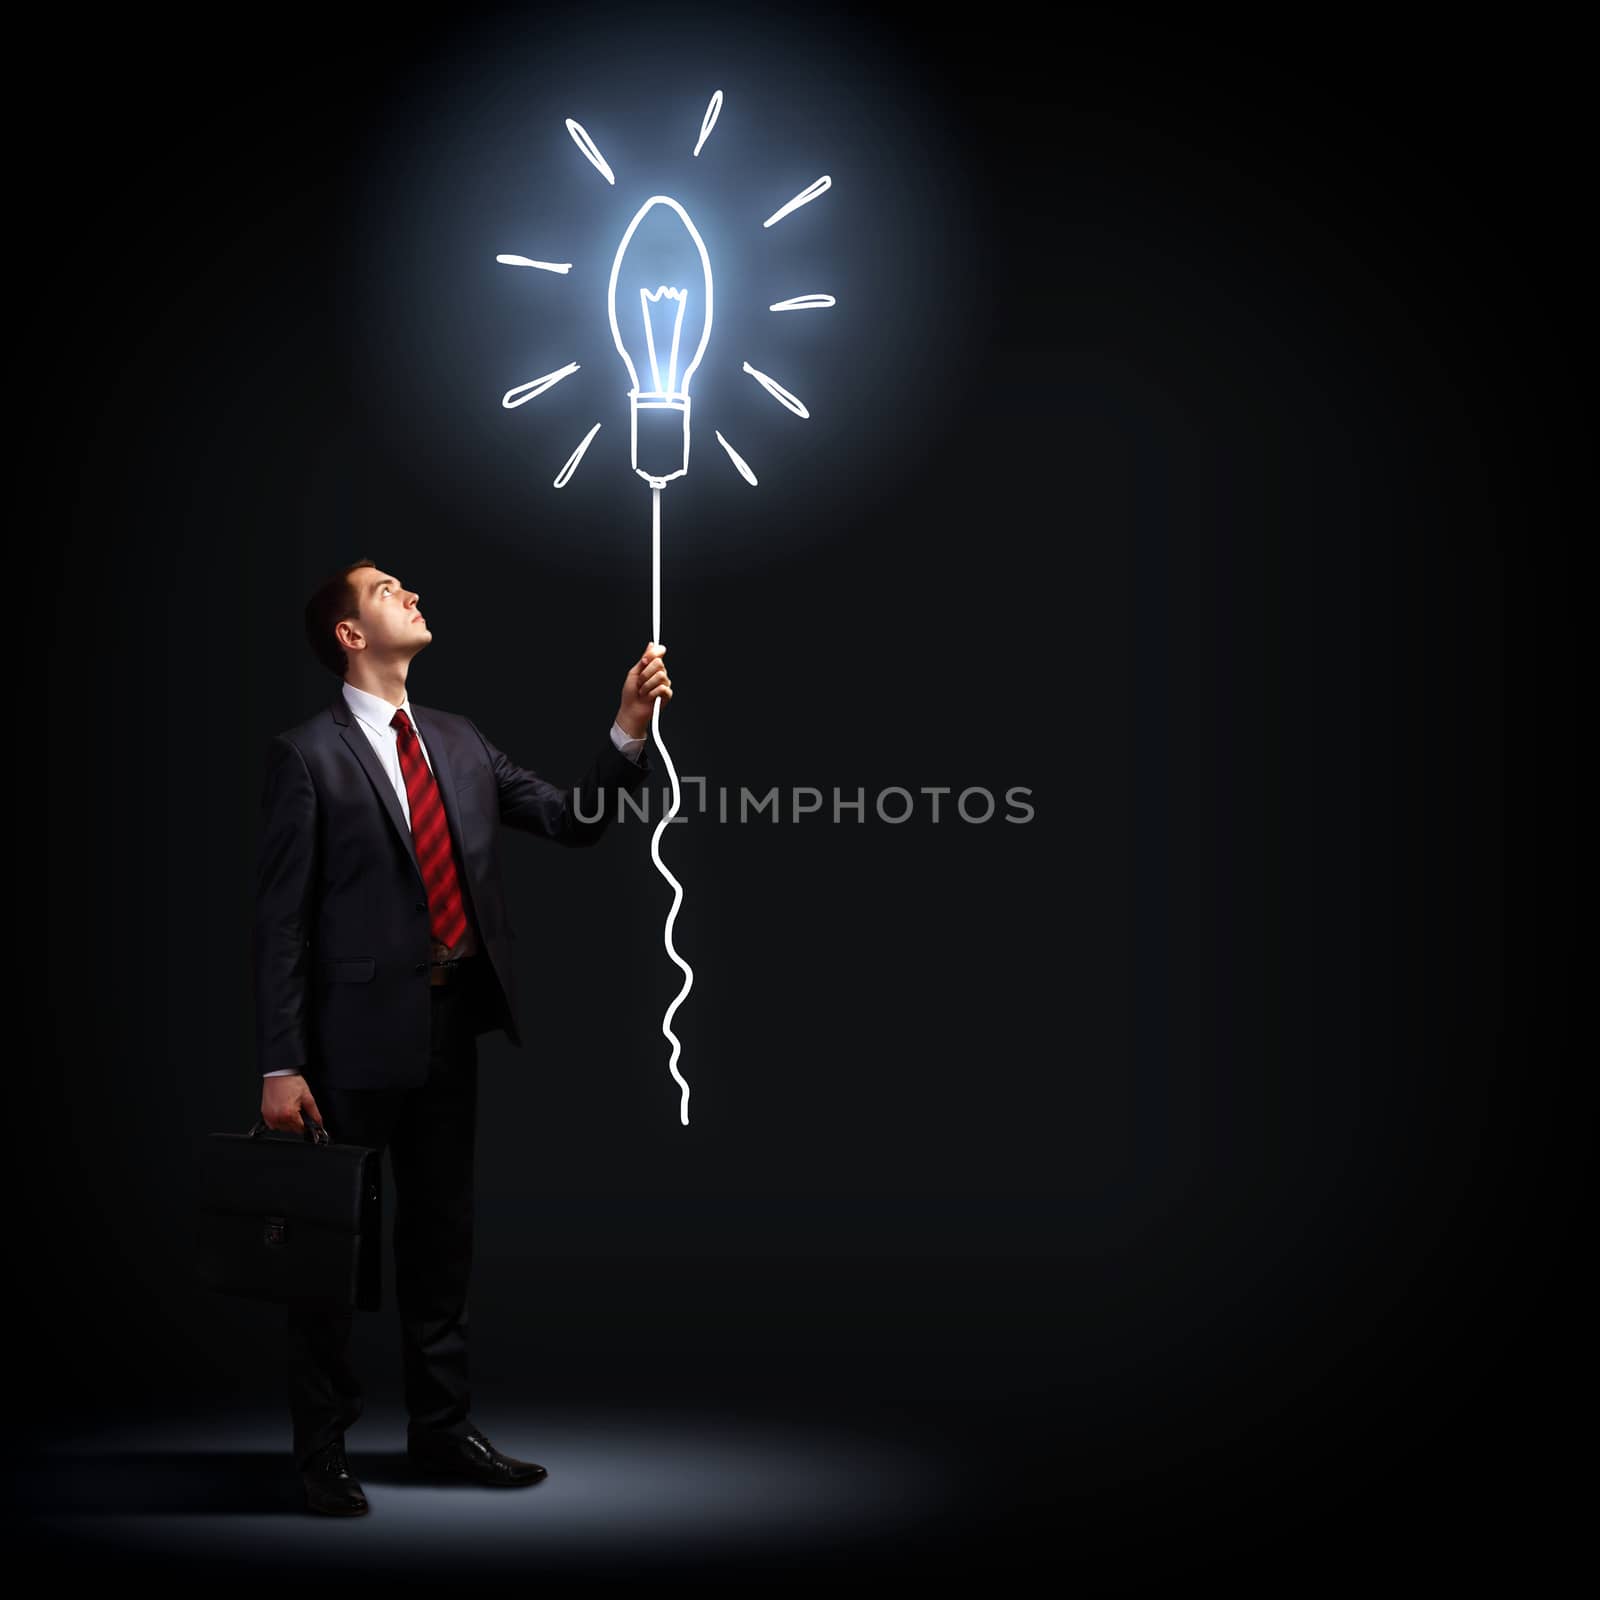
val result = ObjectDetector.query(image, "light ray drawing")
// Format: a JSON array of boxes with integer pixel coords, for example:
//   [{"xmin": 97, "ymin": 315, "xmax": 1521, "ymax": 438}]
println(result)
[{"xmin": 495, "ymin": 91, "xmax": 834, "ymax": 1126}]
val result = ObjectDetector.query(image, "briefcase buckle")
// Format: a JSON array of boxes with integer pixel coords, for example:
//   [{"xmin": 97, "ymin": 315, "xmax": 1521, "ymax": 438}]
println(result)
[{"xmin": 264, "ymin": 1216, "xmax": 288, "ymax": 1248}]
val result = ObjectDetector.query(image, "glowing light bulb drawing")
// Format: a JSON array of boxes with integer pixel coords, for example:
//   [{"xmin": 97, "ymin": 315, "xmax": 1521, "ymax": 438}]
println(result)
[
  {"xmin": 597, "ymin": 193, "xmax": 712, "ymax": 1133},
  {"xmin": 494, "ymin": 90, "xmax": 834, "ymax": 1126},
  {"xmin": 607, "ymin": 195, "xmax": 714, "ymax": 487}
]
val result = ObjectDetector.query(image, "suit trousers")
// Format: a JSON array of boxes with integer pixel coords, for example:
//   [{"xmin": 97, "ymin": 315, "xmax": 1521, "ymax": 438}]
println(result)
[{"xmin": 287, "ymin": 961, "xmax": 485, "ymax": 1469}]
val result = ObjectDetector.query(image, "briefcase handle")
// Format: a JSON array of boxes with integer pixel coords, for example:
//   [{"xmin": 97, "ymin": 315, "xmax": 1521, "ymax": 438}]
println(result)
[{"xmin": 248, "ymin": 1115, "xmax": 331, "ymax": 1147}]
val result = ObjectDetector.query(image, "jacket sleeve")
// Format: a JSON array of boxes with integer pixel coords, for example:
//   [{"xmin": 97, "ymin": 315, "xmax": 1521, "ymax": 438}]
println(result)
[
  {"xmin": 253, "ymin": 735, "xmax": 319, "ymax": 1074},
  {"xmin": 471, "ymin": 720, "xmax": 651, "ymax": 846}
]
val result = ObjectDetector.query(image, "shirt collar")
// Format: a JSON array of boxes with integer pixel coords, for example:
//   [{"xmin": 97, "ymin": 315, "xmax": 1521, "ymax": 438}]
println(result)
[{"xmin": 342, "ymin": 679, "xmax": 413, "ymax": 737}]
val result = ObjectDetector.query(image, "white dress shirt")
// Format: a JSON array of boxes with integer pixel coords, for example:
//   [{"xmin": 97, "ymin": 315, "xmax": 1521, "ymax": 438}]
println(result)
[{"xmin": 264, "ymin": 681, "xmax": 646, "ymax": 1077}]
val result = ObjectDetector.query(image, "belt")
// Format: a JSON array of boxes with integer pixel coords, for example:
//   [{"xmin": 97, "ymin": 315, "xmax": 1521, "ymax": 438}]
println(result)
[{"xmin": 429, "ymin": 955, "xmax": 478, "ymax": 988}]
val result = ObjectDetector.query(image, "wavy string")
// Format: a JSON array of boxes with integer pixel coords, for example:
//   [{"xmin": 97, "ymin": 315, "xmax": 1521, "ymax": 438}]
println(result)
[{"xmin": 649, "ymin": 483, "xmax": 693, "ymax": 1125}]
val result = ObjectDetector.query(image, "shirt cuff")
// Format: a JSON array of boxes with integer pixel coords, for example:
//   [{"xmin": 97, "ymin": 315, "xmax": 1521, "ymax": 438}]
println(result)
[
  {"xmin": 610, "ymin": 720, "xmax": 647, "ymax": 763},
  {"xmin": 263, "ymin": 1069, "xmax": 300, "ymax": 1077}
]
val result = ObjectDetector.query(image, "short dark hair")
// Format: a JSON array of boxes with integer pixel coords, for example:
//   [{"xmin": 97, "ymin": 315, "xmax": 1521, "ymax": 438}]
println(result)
[{"xmin": 304, "ymin": 556, "xmax": 377, "ymax": 678}]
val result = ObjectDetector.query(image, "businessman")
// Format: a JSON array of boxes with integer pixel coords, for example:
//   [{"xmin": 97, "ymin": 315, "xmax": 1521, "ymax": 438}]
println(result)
[{"xmin": 254, "ymin": 556, "xmax": 669, "ymax": 1515}]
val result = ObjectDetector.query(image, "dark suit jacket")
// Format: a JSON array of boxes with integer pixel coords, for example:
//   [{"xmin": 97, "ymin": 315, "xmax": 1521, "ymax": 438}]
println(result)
[{"xmin": 254, "ymin": 689, "xmax": 651, "ymax": 1089}]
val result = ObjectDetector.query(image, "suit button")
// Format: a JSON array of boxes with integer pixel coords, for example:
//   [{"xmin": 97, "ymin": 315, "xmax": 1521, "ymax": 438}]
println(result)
[
  {"xmin": 415, "ymin": 903, "xmax": 427, "ymax": 913},
  {"xmin": 415, "ymin": 962, "xmax": 427, "ymax": 975}
]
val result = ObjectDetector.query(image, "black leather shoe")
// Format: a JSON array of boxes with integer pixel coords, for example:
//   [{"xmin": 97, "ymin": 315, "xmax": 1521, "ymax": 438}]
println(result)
[
  {"xmin": 300, "ymin": 1437, "xmax": 369, "ymax": 1515},
  {"xmin": 407, "ymin": 1425, "xmax": 547, "ymax": 1486}
]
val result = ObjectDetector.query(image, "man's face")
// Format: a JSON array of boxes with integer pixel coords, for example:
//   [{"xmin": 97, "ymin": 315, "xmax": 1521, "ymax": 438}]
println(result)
[{"xmin": 342, "ymin": 567, "xmax": 431, "ymax": 664}]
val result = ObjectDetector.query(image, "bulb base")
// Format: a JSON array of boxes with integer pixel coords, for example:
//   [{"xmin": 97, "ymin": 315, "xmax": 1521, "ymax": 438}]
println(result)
[{"xmin": 630, "ymin": 392, "xmax": 691, "ymax": 485}]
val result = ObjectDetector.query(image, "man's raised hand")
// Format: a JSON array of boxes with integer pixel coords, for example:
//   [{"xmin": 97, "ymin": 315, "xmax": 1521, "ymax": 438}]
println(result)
[{"xmin": 616, "ymin": 642, "xmax": 672, "ymax": 741}]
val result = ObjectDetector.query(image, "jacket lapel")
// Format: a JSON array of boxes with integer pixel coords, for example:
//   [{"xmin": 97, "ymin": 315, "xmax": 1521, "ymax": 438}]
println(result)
[{"xmin": 331, "ymin": 691, "xmax": 424, "ymax": 891}]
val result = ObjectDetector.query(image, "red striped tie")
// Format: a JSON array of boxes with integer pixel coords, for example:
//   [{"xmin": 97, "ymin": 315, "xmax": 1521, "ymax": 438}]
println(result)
[{"xmin": 390, "ymin": 708, "xmax": 469, "ymax": 950}]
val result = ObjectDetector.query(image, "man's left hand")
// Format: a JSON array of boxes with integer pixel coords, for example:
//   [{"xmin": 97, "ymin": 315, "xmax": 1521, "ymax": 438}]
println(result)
[{"xmin": 616, "ymin": 642, "xmax": 671, "ymax": 741}]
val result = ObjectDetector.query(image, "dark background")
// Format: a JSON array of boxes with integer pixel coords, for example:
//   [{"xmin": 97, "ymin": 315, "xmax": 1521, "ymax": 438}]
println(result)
[{"xmin": 24, "ymin": 0, "xmax": 1574, "ymax": 1583}]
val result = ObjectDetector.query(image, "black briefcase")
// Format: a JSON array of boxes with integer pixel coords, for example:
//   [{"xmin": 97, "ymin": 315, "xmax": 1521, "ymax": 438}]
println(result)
[{"xmin": 195, "ymin": 1116, "xmax": 383, "ymax": 1311}]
